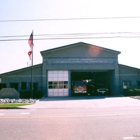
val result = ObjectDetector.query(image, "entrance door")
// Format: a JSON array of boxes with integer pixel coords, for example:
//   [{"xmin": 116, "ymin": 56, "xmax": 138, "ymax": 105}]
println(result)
[{"xmin": 48, "ymin": 71, "xmax": 69, "ymax": 97}]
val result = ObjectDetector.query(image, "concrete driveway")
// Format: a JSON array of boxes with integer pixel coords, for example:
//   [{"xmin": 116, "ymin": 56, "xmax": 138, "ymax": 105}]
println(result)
[{"xmin": 22, "ymin": 96, "xmax": 140, "ymax": 109}]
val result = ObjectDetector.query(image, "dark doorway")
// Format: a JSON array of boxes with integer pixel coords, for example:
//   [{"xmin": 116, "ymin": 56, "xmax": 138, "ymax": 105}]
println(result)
[{"xmin": 71, "ymin": 71, "xmax": 113, "ymax": 96}]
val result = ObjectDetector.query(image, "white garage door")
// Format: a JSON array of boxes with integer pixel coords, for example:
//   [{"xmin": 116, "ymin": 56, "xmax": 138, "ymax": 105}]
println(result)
[{"xmin": 48, "ymin": 71, "xmax": 69, "ymax": 97}]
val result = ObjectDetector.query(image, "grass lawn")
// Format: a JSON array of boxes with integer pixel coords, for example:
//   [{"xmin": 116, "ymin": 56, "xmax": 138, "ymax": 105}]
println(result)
[{"xmin": 0, "ymin": 103, "xmax": 32, "ymax": 107}]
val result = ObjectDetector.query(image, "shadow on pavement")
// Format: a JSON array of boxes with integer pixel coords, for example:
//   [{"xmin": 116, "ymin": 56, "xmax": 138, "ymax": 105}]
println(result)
[{"xmin": 39, "ymin": 95, "xmax": 121, "ymax": 102}]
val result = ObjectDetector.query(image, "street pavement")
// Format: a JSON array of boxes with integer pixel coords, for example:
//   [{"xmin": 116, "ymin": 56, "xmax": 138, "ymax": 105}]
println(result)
[
  {"xmin": 21, "ymin": 96, "xmax": 140, "ymax": 109},
  {"xmin": 0, "ymin": 96, "xmax": 140, "ymax": 140}
]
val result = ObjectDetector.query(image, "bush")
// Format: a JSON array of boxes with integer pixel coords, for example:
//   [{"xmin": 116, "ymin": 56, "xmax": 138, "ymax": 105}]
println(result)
[
  {"xmin": 20, "ymin": 91, "xmax": 43, "ymax": 99},
  {"xmin": 33, "ymin": 91, "xmax": 43, "ymax": 98},
  {"xmin": 20, "ymin": 91, "xmax": 31, "ymax": 98},
  {"xmin": 123, "ymin": 88, "xmax": 140, "ymax": 96}
]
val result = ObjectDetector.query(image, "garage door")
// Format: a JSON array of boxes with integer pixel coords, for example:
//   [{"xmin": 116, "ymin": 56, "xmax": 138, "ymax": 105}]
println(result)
[{"xmin": 48, "ymin": 71, "xmax": 69, "ymax": 97}]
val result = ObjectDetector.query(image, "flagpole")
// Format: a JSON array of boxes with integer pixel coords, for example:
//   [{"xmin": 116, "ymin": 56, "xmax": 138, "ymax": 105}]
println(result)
[
  {"xmin": 31, "ymin": 45, "xmax": 33, "ymax": 98},
  {"xmin": 31, "ymin": 30, "xmax": 33, "ymax": 98}
]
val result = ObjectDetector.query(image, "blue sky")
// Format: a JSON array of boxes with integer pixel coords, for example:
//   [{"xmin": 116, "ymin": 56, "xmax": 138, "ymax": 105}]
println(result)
[{"xmin": 0, "ymin": 0, "xmax": 140, "ymax": 73}]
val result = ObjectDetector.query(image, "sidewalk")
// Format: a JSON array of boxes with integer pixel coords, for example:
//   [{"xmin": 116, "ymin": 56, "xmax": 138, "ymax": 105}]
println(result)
[{"xmin": 21, "ymin": 96, "xmax": 140, "ymax": 109}]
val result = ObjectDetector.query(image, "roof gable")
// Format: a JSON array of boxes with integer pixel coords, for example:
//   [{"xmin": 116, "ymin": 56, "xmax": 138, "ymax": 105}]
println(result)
[{"xmin": 41, "ymin": 42, "xmax": 121, "ymax": 58}]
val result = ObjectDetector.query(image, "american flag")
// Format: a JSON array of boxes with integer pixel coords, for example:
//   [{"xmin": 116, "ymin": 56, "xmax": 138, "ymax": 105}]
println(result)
[{"xmin": 28, "ymin": 31, "xmax": 34, "ymax": 59}]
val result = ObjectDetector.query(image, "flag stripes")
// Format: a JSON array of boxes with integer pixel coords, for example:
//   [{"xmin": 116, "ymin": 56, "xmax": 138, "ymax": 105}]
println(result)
[{"xmin": 28, "ymin": 31, "xmax": 34, "ymax": 60}]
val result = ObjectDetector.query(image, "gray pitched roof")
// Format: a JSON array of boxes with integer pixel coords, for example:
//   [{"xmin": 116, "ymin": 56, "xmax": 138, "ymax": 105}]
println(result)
[
  {"xmin": 0, "ymin": 64, "xmax": 42, "ymax": 76},
  {"xmin": 40, "ymin": 42, "xmax": 121, "ymax": 56},
  {"xmin": 119, "ymin": 64, "xmax": 140, "ymax": 71}
]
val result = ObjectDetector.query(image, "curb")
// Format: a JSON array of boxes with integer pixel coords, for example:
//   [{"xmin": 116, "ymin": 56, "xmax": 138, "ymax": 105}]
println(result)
[{"xmin": 0, "ymin": 107, "xmax": 19, "ymax": 109}]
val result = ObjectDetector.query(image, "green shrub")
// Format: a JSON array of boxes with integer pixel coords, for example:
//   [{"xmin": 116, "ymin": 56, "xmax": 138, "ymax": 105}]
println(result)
[
  {"xmin": 20, "ymin": 91, "xmax": 31, "ymax": 98},
  {"xmin": 123, "ymin": 89, "xmax": 130, "ymax": 96},
  {"xmin": 20, "ymin": 91, "xmax": 43, "ymax": 99},
  {"xmin": 123, "ymin": 88, "xmax": 140, "ymax": 96}
]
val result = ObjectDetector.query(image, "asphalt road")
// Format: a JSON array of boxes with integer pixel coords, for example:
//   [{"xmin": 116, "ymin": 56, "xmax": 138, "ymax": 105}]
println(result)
[{"xmin": 0, "ymin": 97, "xmax": 140, "ymax": 140}]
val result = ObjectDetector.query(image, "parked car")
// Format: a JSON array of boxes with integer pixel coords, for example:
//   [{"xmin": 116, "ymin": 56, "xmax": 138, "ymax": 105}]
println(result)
[{"xmin": 97, "ymin": 88, "xmax": 108, "ymax": 95}]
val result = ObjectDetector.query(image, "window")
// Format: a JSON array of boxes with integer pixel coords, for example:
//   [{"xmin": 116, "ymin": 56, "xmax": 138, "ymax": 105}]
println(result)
[
  {"xmin": 10, "ymin": 83, "xmax": 18, "ymax": 90},
  {"xmin": 21, "ymin": 82, "xmax": 27, "ymax": 90},
  {"xmin": 123, "ymin": 81, "xmax": 131, "ymax": 89},
  {"xmin": 48, "ymin": 81, "xmax": 68, "ymax": 89},
  {"xmin": 64, "ymin": 81, "xmax": 68, "ymax": 88},
  {"xmin": 0, "ymin": 83, "xmax": 6, "ymax": 90}
]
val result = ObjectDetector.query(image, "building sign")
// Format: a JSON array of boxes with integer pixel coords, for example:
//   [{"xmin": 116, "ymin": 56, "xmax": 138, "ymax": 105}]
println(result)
[{"xmin": 46, "ymin": 58, "xmax": 115, "ymax": 64}]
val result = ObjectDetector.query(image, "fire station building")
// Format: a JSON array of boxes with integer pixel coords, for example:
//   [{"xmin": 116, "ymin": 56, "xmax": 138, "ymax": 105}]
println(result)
[{"xmin": 0, "ymin": 42, "xmax": 140, "ymax": 97}]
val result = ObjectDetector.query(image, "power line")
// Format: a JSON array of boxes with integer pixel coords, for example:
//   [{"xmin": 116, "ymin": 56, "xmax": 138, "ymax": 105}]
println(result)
[
  {"xmin": 0, "ymin": 35, "xmax": 140, "ymax": 41},
  {"xmin": 1, "ymin": 16, "xmax": 140, "ymax": 22},
  {"xmin": 0, "ymin": 32, "xmax": 140, "ymax": 38}
]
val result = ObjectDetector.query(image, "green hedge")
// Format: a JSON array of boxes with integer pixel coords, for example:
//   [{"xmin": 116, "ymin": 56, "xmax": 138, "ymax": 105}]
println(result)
[
  {"xmin": 123, "ymin": 88, "xmax": 140, "ymax": 96},
  {"xmin": 20, "ymin": 91, "xmax": 43, "ymax": 99}
]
